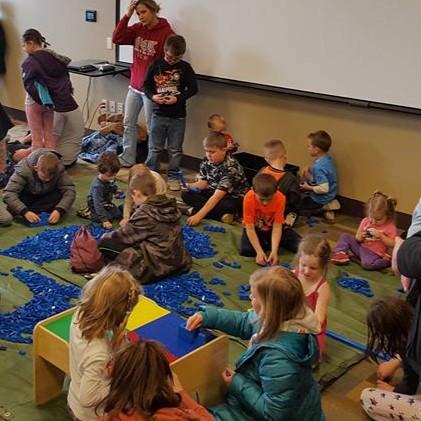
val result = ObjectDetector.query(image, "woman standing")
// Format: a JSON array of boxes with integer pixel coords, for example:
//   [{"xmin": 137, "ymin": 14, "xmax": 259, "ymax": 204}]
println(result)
[{"xmin": 112, "ymin": 0, "xmax": 174, "ymax": 167}]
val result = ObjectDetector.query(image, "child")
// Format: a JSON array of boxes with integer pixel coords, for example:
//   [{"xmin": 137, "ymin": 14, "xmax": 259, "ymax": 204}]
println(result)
[
  {"xmin": 83, "ymin": 151, "xmax": 122, "ymax": 229},
  {"xmin": 99, "ymin": 172, "xmax": 192, "ymax": 283},
  {"xmin": 181, "ymin": 131, "xmax": 249, "ymax": 226},
  {"xmin": 144, "ymin": 34, "xmax": 198, "ymax": 191},
  {"xmin": 120, "ymin": 163, "xmax": 166, "ymax": 227},
  {"xmin": 97, "ymin": 339, "xmax": 214, "ymax": 420},
  {"xmin": 260, "ymin": 138, "xmax": 301, "ymax": 226},
  {"xmin": 295, "ymin": 234, "xmax": 331, "ymax": 357},
  {"xmin": 21, "ymin": 29, "xmax": 77, "ymax": 156},
  {"xmin": 299, "ymin": 130, "xmax": 338, "ymax": 220},
  {"xmin": 361, "ymin": 297, "xmax": 418, "ymax": 421},
  {"xmin": 331, "ymin": 191, "xmax": 397, "ymax": 270},
  {"xmin": 186, "ymin": 266, "xmax": 323, "ymax": 421},
  {"xmin": 3, "ymin": 148, "xmax": 75, "ymax": 224},
  {"xmin": 241, "ymin": 173, "xmax": 301, "ymax": 265},
  {"xmin": 207, "ymin": 113, "xmax": 239, "ymax": 154},
  {"xmin": 68, "ymin": 265, "xmax": 141, "ymax": 421}
]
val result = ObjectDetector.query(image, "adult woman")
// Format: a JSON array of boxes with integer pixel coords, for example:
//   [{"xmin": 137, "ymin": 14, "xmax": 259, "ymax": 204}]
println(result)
[{"xmin": 112, "ymin": 0, "xmax": 174, "ymax": 167}]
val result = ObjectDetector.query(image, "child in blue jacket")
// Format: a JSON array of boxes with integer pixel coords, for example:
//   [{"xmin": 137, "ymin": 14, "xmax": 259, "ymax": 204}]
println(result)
[{"xmin": 187, "ymin": 266, "xmax": 324, "ymax": 421}]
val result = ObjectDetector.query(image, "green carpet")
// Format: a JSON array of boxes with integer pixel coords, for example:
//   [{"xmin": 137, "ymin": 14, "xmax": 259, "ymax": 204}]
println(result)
[{"xmin": 0, "ymin": 166, "xmax": 402, "ymax": 419}]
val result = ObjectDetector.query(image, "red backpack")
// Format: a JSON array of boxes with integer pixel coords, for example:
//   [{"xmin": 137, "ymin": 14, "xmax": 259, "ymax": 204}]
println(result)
[{"xmin": 70, "ymin": 226, "xmax": 105, "ymax": 273}]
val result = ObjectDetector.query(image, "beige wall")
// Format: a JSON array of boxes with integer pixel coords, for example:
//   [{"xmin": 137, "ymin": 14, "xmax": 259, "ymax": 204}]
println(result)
[{"xmin": 1, "ymin": 0, "xmax": 420, "ymax": 213}]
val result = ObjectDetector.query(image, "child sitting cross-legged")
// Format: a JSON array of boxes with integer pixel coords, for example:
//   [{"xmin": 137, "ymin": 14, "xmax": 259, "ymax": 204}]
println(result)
[
  {"xmin": 97, "ymin": 339, "xmax": 214, "ymax": 421},
  {"xmin": 331, "ymin": 191, "xmax": 397, "ymax": 270},
  {"xmin": 181, "ymin": 131, "xmax": 249, "ymax": 226},
  {"xmin": 99, "ymin": 172, "xmax": 192, "ymax": 284},
  {"xmin": 3, "ymin": 148, "xmax": 75, "ymax": 224},
  {"xmin": 68, "ymin": 265, "xmax": 141, "ymax": 421},
  {"xmin": 241, "ymin": 173, "xmax": 301, "ymax": 266},
  {"xmin": 295, "ymin": 233, "xmax": 331, "ymax": 358},
  {"xmin": 186, "ymin": 266, "xmax": 324, "ymax": 421},
  {"xmin": 79, "ymin": 151, "xmax": 122, "ymax": 229}
]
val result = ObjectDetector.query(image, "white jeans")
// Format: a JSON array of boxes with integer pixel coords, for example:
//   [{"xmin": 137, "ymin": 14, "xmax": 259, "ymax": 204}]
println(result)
[{"xmin": 119, "ymin": 87, "xmax": 153, "ymax": 167}]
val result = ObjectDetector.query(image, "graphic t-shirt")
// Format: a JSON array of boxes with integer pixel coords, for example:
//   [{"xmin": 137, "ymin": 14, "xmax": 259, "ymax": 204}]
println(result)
[
  {"xmin": 144, "ymin": 59, "xmax": 198, "ymax": 118},
  {"xmin": 243, "ymin": 190, "xmax": 285, "ymax": 231},
  {"xmin": 359, "ymin": 217, "xmax": 397, "ymax": 258}
]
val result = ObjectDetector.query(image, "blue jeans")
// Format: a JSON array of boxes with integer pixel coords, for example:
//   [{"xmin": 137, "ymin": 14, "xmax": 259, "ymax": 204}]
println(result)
[
  {"xmin": 145, "ymin": 115, "xmax": 186, "ymax": 180},
  {"xmin": 119, "ymin": 87, "xmax": 153, "ymax": 167}
]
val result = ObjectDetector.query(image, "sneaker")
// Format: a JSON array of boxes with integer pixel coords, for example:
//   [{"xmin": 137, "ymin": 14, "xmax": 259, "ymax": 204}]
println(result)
[
  {"xmin": 168, "ymin": 179, "xmax": 181, "ymax": 191},
  {"xmin": 323, "ymin": 210, "xmax": 335, "ymax": 222},
  {"xmin": 285, "ymin": 212, "xmax": 298, "ymax": 227},
  {"xmin": 77, "ymin": 206, "xmax": 92, "ymax": 220},
  {"xmin": 221, "ymin": 213, "xmax": 234, "ymax": 225},
  {"xmin": 331, "ymin": 251, "xmax": 350, "ymax": 265}
]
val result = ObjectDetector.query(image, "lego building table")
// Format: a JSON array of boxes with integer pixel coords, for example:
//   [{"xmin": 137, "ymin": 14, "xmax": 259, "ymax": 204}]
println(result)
[{"xmin": 33, "ymin": 296, "xmax": 229, "ymax": 406}]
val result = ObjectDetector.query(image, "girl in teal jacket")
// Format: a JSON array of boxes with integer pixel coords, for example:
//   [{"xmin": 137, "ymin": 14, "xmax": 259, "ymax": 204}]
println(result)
[{"xmin": 187, "ymin": 266, "xmax": 324, "ymax": 421}]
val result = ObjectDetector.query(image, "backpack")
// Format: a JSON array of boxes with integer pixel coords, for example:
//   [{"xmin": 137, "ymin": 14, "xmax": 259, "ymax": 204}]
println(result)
[{"xmin": 70, "ymin": 225, "xmax": 104, "ymax": 273}]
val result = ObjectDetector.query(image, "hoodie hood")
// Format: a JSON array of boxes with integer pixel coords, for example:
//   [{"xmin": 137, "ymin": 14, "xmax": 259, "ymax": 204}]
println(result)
[
  {"xmin": 140, "ymin": 194, "xmax": 181, "ymax": 224},
  {"xmin": 30, "ymin": 49, "xmax": 68, "ymax": 77},
  {"xmin": 43, "ymin": 48, "xmax": 71, "ymax": 66}
]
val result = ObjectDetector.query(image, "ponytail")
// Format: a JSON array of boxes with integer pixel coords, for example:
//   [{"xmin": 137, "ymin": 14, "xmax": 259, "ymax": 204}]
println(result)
[{"xmin": 22, "ymin": 28, "xmax": 50, "ymax": 48}]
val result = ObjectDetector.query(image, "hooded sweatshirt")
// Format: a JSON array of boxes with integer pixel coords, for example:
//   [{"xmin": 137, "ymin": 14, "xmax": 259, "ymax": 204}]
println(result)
[
  {"xmin": 3, "ymin": 148, "xmax": 76, "ymax": 216},
  {"xmin": 200, "ymin": 306, "xmax": 324, "ymax": 421},
  {"xmin": 104, "ymin": 194, "xmax": 192, "ymax": 283},
  {"xmin": 113, "ymin": 15, "xmax": 174, "ymax": 91},
  {"xmin": 22, "ymin": 49, "xmax": 78, "ymax": 112}
]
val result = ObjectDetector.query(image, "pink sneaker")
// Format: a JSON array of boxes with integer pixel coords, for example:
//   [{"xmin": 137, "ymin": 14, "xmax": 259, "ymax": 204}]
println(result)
[{"xmin": 331, "ymin": 251, "xmax": 350, "ymax": 265}]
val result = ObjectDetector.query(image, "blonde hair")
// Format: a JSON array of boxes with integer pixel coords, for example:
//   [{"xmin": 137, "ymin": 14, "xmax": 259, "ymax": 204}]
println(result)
[
  {"xmin": 250, "ymin": 267, "xmax": 306, "ymax": 342},
  {"xmin": 37, "ymin": 152, "xmax": 60, "ymax": 177},
  {"xmin": 366, "ymin": 191, "xmax": 397, "ymax": 221},
  {"xmin": 77, "ymin": 265, "xmax": 141, "ymax": 345},
  {"xmin": 296, "ymin": 233, "xmax": 331, "ymax": 273},
  {"xmin": 263, "ymin": 139, "xmax": 287, "ymax": 157},
  {"xmin": 128, "ymin": 163, "xmax": 152, "ymax": 182},
  {"xmin": 129, "ymin": 173, "xmax": 157, "ymax": 197},
  {"xmin": 207, "ymin": 113, "xmax": 224, "ymax": 129}
]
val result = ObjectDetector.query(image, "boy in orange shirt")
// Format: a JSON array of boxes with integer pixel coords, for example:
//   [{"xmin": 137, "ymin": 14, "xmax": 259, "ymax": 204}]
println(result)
[{"xmin": 241, "ymin": 173, "xmax": 300, "ymax": 265}]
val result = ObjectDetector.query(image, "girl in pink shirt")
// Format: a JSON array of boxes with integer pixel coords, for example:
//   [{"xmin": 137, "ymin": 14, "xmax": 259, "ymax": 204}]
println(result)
[{"xmin": 332, "ymin": 191, "xmax": 397, "ymax": 270}]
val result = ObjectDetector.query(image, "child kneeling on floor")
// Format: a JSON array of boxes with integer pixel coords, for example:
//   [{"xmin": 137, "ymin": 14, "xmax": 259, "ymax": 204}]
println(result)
[
  {"xmin": 182, "ymin": 131, "xmax": 249, "ymax": 226},
  {"xmin": 99, "ymin": 172, "xmax": 192, "ymax": 284},
  {"xmin": 331, "ymin": 191, "xmax": 397, "ymax": 270},
  {"xmin": 241, "ymin": 173, "xmax": 301, "ymax": 266},
  {"xmin": 97, "ymin": 339, "xmax": 214, "ymax": 421},
  {"xmin": 186, "ymin": 266, "xmax": 323, "ymax": 421},
  {"xmin": 3, "ymin": 148, "xmax": 75, "ymax": 224},
  {"xmin": 68, "ymin": 265, "xmax": 141, "ymax": 421}
]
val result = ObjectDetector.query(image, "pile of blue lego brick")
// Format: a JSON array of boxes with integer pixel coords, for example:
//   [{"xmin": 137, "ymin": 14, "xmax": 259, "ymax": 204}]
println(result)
[
  {"xmin": 143, "ymin": 271, "xmax": 224, "ymax": 317},
  {"xmin": 0, "ymin": 268, "xmax": 80, "ymax": 343},
  {"xmin": 337, "ymin": 275, "xmax": 374, "ymax": 297},
  {"xmin": 182, "ymin": 226, "xmax": 217, "ymax": 259},
  {"xmin": 0, "ymin": 224, "xmax": 107, "ymax": 264}
]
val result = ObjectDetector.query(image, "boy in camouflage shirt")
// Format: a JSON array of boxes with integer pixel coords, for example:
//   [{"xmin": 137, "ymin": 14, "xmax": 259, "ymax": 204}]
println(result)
[{"xmin": 182, "ymin": 131, "xmax": 248, "ymax": 225}]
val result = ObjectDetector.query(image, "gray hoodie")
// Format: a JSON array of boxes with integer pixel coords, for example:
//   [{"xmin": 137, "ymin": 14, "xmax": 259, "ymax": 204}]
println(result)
[{"xmin": 3, "ymin": 148, "xmax": 76, "ymax": 215}]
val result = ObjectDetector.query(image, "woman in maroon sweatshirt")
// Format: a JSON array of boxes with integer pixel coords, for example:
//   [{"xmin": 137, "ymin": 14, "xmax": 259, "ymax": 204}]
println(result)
[{"xmin": 112, "ymin": 0, "xmax": 174, "ymax": 167}]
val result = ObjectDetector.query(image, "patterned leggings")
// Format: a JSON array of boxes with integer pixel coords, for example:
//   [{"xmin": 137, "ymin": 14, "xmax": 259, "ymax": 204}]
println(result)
[{"xmin": 361, "ymin": 387, "xmax": 421, "ymax": 420}]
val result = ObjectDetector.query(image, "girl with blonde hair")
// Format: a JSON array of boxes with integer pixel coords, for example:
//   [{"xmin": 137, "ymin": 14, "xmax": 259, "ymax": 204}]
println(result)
[
  {"xmin": 332, "ymin": 191, "xmax": 397, "ymax": 270},
  {"xmin": 186, "ymin": 267, "xmax": 324, "ymax": 421},
  {"xmin": 68, "ymin": 265, "xmax": 142, "ymax": 421}
]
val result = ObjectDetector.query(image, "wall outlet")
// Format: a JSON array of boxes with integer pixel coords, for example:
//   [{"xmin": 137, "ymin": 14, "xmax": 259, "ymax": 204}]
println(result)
[
  {"xmin": 106, "ymin": 37, "xmax": 113, "ymax": 50},
  {"xmin": 109, "ymin": 100, "xmax": 116, "ymax": 113},
  {"xmin": 117, "ymin": 102, "xmax": 124, "ymax": 114}
]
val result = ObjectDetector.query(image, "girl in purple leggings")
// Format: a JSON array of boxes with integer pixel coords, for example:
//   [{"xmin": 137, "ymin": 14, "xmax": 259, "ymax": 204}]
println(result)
[{"xmin": 331, "ymin": 191, "xmax": 397, "ymax": 270}]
